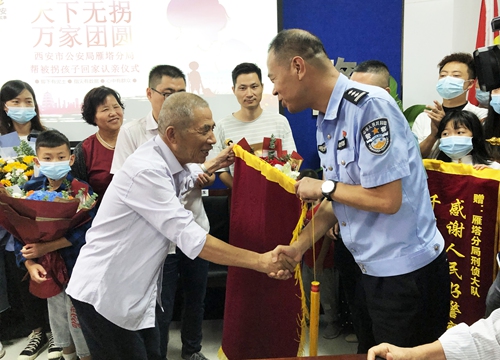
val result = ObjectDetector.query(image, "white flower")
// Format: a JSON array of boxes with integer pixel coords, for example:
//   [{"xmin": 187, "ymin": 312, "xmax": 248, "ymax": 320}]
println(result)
[{"xmin": 274, "ymin": 162, "xmax": 300, "ymax": 180}]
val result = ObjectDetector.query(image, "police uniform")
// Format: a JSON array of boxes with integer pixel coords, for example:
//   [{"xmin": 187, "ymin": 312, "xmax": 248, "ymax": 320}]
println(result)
[{"xmin": 317, "ymin": 73, "xmax": 450, "ymax": 348}]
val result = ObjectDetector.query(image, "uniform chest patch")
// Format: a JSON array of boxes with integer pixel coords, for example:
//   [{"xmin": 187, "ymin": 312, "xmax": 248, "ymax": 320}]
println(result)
[
  {"xmin": 318, "ymin": 142, "xmax": 327, "ymax": 154},
  {"xmin": 361, "ymin": 118, "xmax": 390, "ymax": 155}
]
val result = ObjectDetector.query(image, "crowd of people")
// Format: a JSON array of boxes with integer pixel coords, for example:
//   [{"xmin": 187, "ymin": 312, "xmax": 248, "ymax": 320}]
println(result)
[{"xmin": 0, "ymin": 28, "xmax": 499, "ymax": 360}]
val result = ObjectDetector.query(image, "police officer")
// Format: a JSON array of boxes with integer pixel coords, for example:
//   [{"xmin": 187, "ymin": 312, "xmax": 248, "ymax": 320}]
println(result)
[{"xmin": 268, "ymin": 29, "xmax": 450, "ymax": 350}]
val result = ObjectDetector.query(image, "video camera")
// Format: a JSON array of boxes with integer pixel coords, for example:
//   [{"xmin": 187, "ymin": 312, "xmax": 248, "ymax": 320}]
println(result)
[{"xmin": 474, "ymin": 16, "xmax": 500, "ymax": 91}]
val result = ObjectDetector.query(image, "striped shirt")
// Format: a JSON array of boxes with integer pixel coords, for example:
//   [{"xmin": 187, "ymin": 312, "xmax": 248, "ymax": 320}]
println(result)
[
  {"xmin": 211, "ymin": 110, "xmax": 296, "ymax": 175},
  {"xmin": 440, "ymin": 307, "xmax": 500, "ymax": 359}
]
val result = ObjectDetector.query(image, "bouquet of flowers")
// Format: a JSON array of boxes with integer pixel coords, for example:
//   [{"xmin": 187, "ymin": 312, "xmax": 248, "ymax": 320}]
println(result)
[
  {"xmin": 235, "ymin": 134, "xmax": 303, "ymax": 179},
  {"xmin": 0, "ymin": 140, "xmax": 36, "ymax": 187},
  {"xmin": 0, "ymin": 178, "xmax": 97, "ymax": 298}
]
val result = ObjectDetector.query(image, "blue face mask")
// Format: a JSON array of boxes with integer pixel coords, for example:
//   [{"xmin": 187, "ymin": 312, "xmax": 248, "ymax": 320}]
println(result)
[
  {"xmin": 490, "ymin": 95, "xmax": 500, "ymax": 114},
  {"xmin": 6, "ymin": 107, "xmax": 37, "ymax": 124},
  {"xmin": 38, "ymin": 160, "xmax": 71, "ymax": 180},
  {"xmin": 436, "ymin": 77, "xmax": 466, "ymax": 100},
  {"xmin": 475, "ymin": 88, "xmax": 490, "ymax": 107},
  {"xmin": 439, "ymin": 136, "xmax": 473, "ymax": 160}
]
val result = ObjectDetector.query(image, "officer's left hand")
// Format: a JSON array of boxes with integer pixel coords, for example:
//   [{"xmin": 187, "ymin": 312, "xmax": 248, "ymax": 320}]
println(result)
[{"xmin": 294, "ymin": 177, "xmax": 324, "ymax": 202}]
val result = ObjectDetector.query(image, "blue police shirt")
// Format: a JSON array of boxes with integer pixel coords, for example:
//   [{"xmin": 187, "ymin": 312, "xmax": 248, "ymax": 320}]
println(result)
[{"xmin": 317, "ymin": 74, "xmax": 443, "ymax": 277}]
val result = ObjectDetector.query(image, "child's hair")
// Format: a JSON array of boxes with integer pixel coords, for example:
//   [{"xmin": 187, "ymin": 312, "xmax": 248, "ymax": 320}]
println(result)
[
  {"xmin": 437, "ymin": 110, "xmax": 492, "ymax": 165},
  {"xmin": 298, "ymin": 168, "xmax": 318, "ymax": 180},
  {"xmin": 35, "ymin": 129, "xmax": 71, "ymax": 153}
]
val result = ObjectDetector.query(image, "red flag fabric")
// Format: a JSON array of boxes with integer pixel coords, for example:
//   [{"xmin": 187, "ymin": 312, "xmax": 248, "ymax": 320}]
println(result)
[
  {"xmin": 219, "ymin": 145, "xmax": 306, "ymax": 360},
  {"xmin": 469, "ymin": 0, "xmax": 499, "ymax": 105},
  {"xmin": 424, "ymin": 160, "xmax": 500, "ymax": 327}
]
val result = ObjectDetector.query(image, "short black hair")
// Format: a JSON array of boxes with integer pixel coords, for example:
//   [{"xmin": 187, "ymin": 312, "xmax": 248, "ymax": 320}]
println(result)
[
  {"xmin": 231, "ymin": 63, "xmax": 262, "ymax": 86},
  {"xmin": 352, "ymin": 60, "xmax": 391, "ymax": 87},
  {"xmin": 297, "ymin": 168, "xmax": 318, "ymax": 180},
  {"xmin": 438, "ymin": 53, "xmax": 476, "ymax": 79},
  {"xmin": 35, "ymin": 129, "xmax": 70, "ymax": 153},
  {"xmin": 81, "ymin": 86, "xmax": 124, "ymax": 126},
  {"xmin": 353, "ymin": 60, "xmax": 389, "ymax": 73},
  {"xmin": 268, "ymin": 29, "xmax": 328, "ymax": 65},
  {"xmin": 149, "ymin": 65, "xmax": 186, "ymax": 89}
]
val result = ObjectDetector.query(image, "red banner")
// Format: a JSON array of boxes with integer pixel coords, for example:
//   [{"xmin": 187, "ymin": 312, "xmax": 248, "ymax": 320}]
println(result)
[
  {"xmin": 220, "ymin": 145, "xmax": 305, "ymax": 360},
  {"xmin": 424, "ymin": 160, "xmax": 500, "ymax": 327}
]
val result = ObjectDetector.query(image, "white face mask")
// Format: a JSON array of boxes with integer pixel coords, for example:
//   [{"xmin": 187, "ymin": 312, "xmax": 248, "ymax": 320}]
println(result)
[
  {"xmin": 436, "ymin": 77, "xmax": 466, "ymax": 100},
  {"xmin": 38, "ymin": 160, "xmax": 71, "ymax": 180},
  {"xmin": 6, "ymin": 106, "xmax": 36, "ymax": 124}
]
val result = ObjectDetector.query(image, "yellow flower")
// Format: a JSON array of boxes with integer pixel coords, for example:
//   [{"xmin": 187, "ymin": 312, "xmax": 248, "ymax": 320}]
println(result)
[
  {"xmin": 3, "ymin": 162, "xmax": 27, "ymax": 173},
  {"xmin": 1, "ymin": 179, "xmax": 12, "ymax": 187},
  {"xmin": 25, "ymin": 169, "xmax": 34, "ymax": 177},
  {"xmin": 22, "ymin": 156, "xmax": 35, "ymax": 165}
]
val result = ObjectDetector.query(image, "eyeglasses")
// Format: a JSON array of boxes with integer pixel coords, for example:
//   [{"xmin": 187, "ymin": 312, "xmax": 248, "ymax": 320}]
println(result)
[{"xmin": 151, "ymin": 88, "xmax": 182, "ymax": 99}]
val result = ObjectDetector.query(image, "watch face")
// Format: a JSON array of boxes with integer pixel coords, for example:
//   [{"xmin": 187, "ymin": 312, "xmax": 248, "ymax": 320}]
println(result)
[{"xmin": 322, "ymin": 181, "xmax": 334, "ymax": 194}]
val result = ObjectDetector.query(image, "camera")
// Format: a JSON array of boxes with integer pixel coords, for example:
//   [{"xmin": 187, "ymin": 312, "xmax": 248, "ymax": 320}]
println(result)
[{"xmin": 474, "ymin": 16, "xmax": 500, "ymax": 91}]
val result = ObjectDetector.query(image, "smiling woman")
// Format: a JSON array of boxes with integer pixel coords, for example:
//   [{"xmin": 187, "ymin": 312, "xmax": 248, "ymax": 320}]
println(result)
[{"xmin": 71, "ymin": 86, "xmax": 125, "ymax": 205}]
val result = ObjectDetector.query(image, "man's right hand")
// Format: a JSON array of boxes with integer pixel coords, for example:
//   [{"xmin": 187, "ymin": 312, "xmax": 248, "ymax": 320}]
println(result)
[
  {"xmin": 267, "ymin": 243, "xmax": 304, "ymax": 279},
  {"xmin": 424, "ymin": 100, "xmax": 445, "ymax": 134}
]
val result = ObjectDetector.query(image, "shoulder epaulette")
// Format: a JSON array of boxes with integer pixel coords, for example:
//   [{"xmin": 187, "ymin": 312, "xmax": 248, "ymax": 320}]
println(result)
[{"xmin": 343, "ymin": 88, "xmax": 369, "ymax": 105}]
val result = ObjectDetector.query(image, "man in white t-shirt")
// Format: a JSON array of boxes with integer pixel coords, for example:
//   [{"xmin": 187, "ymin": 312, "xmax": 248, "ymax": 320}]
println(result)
[
  {"xmin": 412, "ymin": 52, "xmax": 488, "ymax": 158},
  {"xmin": 211, "ymin": 62, "xmax": 296, "ymax": 189}
]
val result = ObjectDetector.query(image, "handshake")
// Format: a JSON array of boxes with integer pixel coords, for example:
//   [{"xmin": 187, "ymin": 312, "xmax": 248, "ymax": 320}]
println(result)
[
  {"xmin": 258, "ymin": 176, "xmax": 336, "ymax": 280},
  {"xmin": 261, "ymin": 241, "xmax": 305, "ymax": 280}
]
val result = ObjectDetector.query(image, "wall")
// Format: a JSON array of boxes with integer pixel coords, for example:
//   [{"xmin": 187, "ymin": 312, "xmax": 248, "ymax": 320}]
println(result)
[{"xmin": 402, "ymin": 0, "xmax": 481, "ymax": 108}]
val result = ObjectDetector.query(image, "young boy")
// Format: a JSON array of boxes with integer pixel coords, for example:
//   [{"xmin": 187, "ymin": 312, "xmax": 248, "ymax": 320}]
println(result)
[
  {"xmin": 15, "ymin": 130, "xmax": 94, "ymax": 360},
  {"xmin": 298, "ymin": 169, "xmax": 342, "ymax": 340}
]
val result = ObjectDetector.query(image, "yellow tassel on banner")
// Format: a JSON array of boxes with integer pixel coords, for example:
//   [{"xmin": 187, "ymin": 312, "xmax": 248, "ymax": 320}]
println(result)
[{"xmin": 309, "ymin": 280, "xmax": 320, "ymax": 356}]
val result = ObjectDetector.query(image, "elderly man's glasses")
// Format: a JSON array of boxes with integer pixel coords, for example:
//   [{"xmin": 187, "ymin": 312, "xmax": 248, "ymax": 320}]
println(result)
[{"xmin": 151, "ymin": 88, "xmax": 181, "ymax": 98}]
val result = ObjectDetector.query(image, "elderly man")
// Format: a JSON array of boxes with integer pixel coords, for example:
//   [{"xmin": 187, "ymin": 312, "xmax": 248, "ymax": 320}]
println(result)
[
  {"xmin": 67, "ymin": 93, "xmax": 292, "ymax": 360},
  {"xmin": 111, "ymin": 64, "xmax": 213, "ymax": 360},
  {"xmin": 268, "ymin": 29, "xmax": 449, "ymax": 351}
]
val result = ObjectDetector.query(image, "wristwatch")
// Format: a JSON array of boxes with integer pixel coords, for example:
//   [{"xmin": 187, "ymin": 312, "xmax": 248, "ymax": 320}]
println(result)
[{"xmin": 321, "ymin": 180, "xmax": 337, "ymax": 201}]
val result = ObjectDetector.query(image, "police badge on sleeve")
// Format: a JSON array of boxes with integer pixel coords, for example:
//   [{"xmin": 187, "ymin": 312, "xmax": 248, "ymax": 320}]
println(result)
[{"xmin": 361, "ymin": 118, "xmax": 390, "ymax": 155}]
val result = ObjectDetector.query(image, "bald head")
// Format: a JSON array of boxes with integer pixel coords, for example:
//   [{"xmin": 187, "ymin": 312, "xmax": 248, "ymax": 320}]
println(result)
[
  {"xmin": 350, "ymin": 60, "xmax": 391, "ymax": 92},
  {"xmin": 158, "ymin": 92, "xmax": 209, "ymax": 135}
]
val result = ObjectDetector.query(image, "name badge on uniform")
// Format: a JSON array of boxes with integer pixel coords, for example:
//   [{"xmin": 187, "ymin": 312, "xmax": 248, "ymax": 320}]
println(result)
[
  {"xmin": 337, "ymin": 130, "xmax": 348, "ymax": 150},
  {"xmin": 361, "ymin": 118, "xmax": 391, "ymax": 155},
  {"xmin": 318, "ymin": 142, "xmax": 327, "ymax": 154}
]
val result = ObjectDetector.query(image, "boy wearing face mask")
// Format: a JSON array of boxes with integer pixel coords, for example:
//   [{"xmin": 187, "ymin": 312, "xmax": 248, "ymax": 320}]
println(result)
[
  {"xmin": 412, "ymin": 53, "xmax": 488, "ymax": 158},
  {"xmin": 14, "ymin": 130, "xmax": 94, "ymax": 360}
]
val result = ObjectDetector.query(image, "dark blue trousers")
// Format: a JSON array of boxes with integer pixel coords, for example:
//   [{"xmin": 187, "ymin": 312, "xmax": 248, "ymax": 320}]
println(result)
[{"xmin": 71, "ymin": 297, "xmax": 162, "ymax": 360}]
